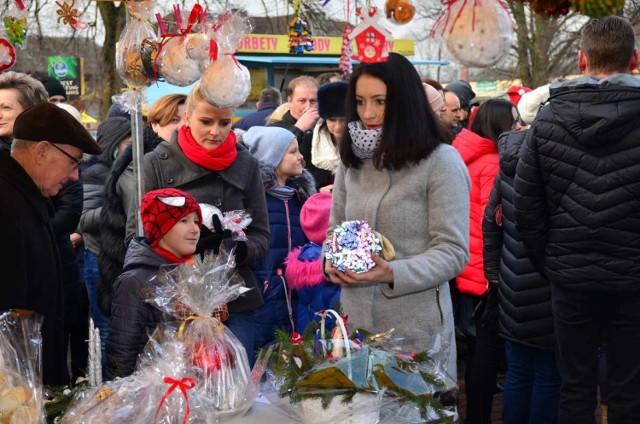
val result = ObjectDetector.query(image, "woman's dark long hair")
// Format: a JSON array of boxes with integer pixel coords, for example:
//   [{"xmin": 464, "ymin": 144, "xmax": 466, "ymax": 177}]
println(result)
[
  {"xmin": 340, "ymin": 53, "xmax": 449, "ymax": 170},
  {"xmin": 469, "ymin": 99, "xmax": 516, "ymax": 144}
]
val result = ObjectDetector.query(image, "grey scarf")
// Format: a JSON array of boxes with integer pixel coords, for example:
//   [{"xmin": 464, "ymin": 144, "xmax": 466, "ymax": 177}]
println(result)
[{"xmin": 348, "ymin": 121, "xmax": 382, "ymax": 159}]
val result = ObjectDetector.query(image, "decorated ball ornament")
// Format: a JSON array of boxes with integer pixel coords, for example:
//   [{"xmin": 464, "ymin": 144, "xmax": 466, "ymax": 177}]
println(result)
[
  {"xmin": 157, "ymin": 37, "xmax": 202, "ymax": 87},
  {"xmin": 0, "ymin": 38, "xmax": 16, "ymax": 72},
  {"xmin": 325, "ymin": 220, "xmax": 383, "ymax": 274},
  {"xmin": 200, "ymin": 55, "xmax": 251, "ymax": 109},
  {"xmin": 385, "ymin": 0, "xmax": 415, "ymax": 25},
  {"xmin": 433, "ymin": 0, "xmax": 514, "ymax": 68}
]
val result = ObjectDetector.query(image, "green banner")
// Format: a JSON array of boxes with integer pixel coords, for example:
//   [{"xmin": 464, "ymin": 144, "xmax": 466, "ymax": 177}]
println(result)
[{"xmin": 47, "ymin": 56, "xmax": 83, "ymax": 98}]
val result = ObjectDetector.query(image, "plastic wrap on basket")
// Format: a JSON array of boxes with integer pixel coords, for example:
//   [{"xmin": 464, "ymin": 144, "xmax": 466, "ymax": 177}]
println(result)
[
  {"xmin": 60, "ymin": 326, "xmax": 212, "ymax": 423},
  {"xmin": 145, "ymin": 249, "xmax": 257, "ymax": 418},
  {"xmin": 0, "ymin": 310, "xmax": 44, "ymax": 424},
  {"xmin": 263, "ymin": 309, "xmax": 457, "ymax": 423}
]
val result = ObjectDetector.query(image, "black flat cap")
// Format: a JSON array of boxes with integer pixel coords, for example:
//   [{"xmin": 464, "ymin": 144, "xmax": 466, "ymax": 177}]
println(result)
[{"xmin": 14, "ymin": 102, "xmax": 102, "ymax": 155}]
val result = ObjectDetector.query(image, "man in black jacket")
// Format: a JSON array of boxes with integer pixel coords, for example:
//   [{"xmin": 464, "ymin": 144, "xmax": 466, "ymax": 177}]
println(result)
[
  {"xmin": 267, "ymin": 75, "xmax": 319, "ymax": 145},
  {"xmin": 513, "ymin": 16, "xmax": 640, "ymax": 423},
  {"xmin": 0, "ymin": 103, "xmax": 101, "ymax": 386}
]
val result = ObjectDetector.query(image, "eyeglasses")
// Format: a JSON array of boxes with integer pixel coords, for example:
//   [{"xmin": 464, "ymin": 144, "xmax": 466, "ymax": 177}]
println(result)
[{"xmin": 50, "ymin": 143, "xmax": 81, "ymax": 170}]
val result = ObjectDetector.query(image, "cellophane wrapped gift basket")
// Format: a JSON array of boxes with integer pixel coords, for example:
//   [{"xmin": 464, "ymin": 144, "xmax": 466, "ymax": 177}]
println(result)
[
  {"xmin": 0, "ymin": 310, "xmax": 44, "ymax": 424},
  {"xmin": 263, "ymin": 309, "xmax": 458, "ymax": 424},
  {"xmin": 61, "ymin": 247, "xmax": 266, "ymax": 423}
]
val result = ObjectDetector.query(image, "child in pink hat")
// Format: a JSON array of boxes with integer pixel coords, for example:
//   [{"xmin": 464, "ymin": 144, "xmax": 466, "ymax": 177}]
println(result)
[{"xmin": 285, "ymin": 192, "xmax": 340, "ymax": 332}]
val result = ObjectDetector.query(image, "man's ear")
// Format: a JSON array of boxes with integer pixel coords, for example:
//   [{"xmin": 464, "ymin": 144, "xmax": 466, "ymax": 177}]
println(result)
[
  {"xmin": 629, "ymin": 48, "xmax": 638, "ymax": 71},
  {"xmin": 578, "ymin": 50, "xmax": 587, "ymax": 73},
  {"xmin": 34, "ymin": 141, "xmax": 49, "ymax": 164}
]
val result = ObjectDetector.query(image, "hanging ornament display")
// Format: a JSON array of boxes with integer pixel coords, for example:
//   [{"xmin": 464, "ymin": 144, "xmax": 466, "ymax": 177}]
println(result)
[
  {"xmin": 339, "ymin": 24, "xmax": 353, "ymax": 77},
  {"xmin": 348, "ymin": 6, "xmax": 392, "ymax": 64},
  {"xmin": 200, "ymin": 10, "xmax": 252, "ymax": 108},
  {"xmin": 115, "ymin": 0, "xmax": 157, "ymax": 89},
  {"xmin": 155, "ymin": 4, "xmax": 204, "ymax": 87},
  {"xmin": 432, "ymin": 0, "xmax": 514, "ymax": 68},
  {"xmin": 570, "ymin": 0, "xmax": 624, "ymax": 18},
  {"xmin": 528, "ymin": 0, "xmax": 570, "ymax": 17},
  {"xmin": 0, "ymin": 36, "xmax": 16, "ymax": 71},
  {"xmin": 3, "ymin": 0, "xmax": 29, "ymax": 49},
  {"xmin": 288, "ymin": 0, "xmax": 314, "ymax": 54},
  {"xmin": 385, "ymin": 0, "xmax": 415, "ymax": 25},
  {"xmin": 55, "ymin": 0, "xmax": 89, "ymax": 30}
]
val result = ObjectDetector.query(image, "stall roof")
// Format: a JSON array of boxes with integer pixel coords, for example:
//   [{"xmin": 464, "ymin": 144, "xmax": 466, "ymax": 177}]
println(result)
[{"xmin": 236, "ymin": 55, "xmax": 450, "ymax": 66}]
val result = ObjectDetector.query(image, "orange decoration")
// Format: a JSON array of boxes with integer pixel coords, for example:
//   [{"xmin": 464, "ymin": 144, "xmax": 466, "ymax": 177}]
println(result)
[
  {"xmin": 384, "ymin": 0, "xmax": 399, "ymax": 18},
  {"xmin": 394, "ymin": 1, "xmax": 415, "ymax": 24}
]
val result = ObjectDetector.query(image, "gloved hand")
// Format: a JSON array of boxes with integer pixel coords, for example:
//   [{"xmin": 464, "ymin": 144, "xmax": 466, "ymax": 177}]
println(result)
[
  {"xmin": 196, "ymin": 214, "xmax": 232, "ymax": 256},
  {"xmin": 232, "ymin": 240, "xmax": 248, "ymax": 264},
  {"xmin": 472, "ymin": 281, "xmax": 499, "ymax": 330}
]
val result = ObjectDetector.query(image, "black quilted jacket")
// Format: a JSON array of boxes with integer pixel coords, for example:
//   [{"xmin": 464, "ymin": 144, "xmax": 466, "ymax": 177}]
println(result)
[
  {"xmin": 484, "ymin": 130, "xmax": 554, "ymax": 350},
  {"xmin": 513, "ymin": 79, "xmax": 640, "ymax": 292},
  {"xmin": 105, "ymin": 238, "xmax": 170, "ymax": 379}
]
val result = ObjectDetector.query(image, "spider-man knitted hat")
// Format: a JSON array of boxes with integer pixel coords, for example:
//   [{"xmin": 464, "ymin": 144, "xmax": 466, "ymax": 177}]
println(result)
[{"xmin": 140, "ymin": 188, "xmax": 202, "ymax": 246}]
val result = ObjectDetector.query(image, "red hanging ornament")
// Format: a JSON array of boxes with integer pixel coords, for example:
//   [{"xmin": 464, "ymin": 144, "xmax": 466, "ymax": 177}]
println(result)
[
  {"xmin": 339, "ymin": 24, "xmax": 353, "ymax": 77},
  {"xmin": 0, "ymin": 38, "xmax": 16, "ymax": 72},
  {"xmin": 348, "ymin": 7, "xmax": 392, "ymax": 64}
]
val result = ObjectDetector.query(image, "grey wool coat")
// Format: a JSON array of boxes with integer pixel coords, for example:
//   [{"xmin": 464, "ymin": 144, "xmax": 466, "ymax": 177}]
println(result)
[{"xmin": 329, "ymin": 144, "xmax": 471, "ymax": 378}]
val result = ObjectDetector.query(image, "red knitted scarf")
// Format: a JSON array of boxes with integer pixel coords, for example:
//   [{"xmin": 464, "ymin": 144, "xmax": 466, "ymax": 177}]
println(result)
[{"xmin": 177, "ymin": 125, "xmax": 237, "ymax": 171}]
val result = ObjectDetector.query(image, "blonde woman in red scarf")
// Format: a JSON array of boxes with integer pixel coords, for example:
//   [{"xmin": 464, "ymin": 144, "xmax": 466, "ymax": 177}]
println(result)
[{"xmin": 126, "ymin": 82, "xmax": 270, "ymax": 366}]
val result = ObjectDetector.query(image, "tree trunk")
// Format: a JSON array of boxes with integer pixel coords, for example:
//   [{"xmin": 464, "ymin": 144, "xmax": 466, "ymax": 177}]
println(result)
[{"xmin": 97, "ymin": 3, "xmax": 126, "ymax": 119}]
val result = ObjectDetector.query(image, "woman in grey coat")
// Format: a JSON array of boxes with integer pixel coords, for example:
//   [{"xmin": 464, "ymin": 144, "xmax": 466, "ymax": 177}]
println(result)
[{"xmin": 324, "ymin": 53, "xmax": 471, "ymax": 378}]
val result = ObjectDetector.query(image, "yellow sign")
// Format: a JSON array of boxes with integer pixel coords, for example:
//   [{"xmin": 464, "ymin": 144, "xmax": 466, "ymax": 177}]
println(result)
[{"xmin": 237, "ymin": 34, "xmax": 414, "ymax": 56}]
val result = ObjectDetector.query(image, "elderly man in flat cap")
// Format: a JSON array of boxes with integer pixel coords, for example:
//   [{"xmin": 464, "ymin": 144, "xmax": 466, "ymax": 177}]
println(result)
[{"xmin": 0, "ymin": 102, "xmax": 101, "ymax": 386}]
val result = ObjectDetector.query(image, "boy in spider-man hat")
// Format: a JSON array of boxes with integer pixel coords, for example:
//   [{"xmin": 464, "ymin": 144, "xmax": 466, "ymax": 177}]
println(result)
[{"xmin": 105, "ymin": 188, "xmax": 202, "ymax": 379}]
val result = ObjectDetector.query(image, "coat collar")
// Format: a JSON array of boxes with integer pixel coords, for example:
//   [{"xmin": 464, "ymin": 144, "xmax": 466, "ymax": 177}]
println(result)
[
  {"xmin": 0, "ymin": 150, "xmax": 52, "ymax": 222},
  {"xmin": 156, "ymin": 138, "xmax": 258, "ymax": 191}
]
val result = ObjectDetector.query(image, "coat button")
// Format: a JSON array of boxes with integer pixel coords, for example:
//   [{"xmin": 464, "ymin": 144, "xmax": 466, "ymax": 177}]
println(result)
[
  {"xmin": 165, "ymin": 178, "xmax": 174, "ymax": 185},
  {"xmin": 213, "ymin": 198, "xmax": 222, "ymax": 206},
  {"xmin": 159, "ymin": 153, "xmax": 168, "ymax": 160}
]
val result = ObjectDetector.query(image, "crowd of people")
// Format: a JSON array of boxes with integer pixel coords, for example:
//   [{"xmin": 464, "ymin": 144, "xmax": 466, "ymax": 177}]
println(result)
[{"xmin": 1, "ymin": 14, "xmax": 639, "ymax": 424}]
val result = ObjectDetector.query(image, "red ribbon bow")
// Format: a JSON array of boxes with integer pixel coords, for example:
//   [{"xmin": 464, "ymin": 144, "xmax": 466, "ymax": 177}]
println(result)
[
  {"xmin": 153, "ymin": 3, "xmax": 205, "ymax": 80},
  {"xmin": 155, "ymin": 377, "xmax": 196, "ymax": 424}
]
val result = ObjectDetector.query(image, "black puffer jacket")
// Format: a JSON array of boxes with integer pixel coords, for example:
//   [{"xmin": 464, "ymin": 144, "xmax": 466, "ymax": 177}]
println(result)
[
  {"xmin": 483, "ymin": 130, "xmax": 554, "ymax": 350},
  {"xmin": 105, "ymin": 238, "xmax": 169, "ymax": 379},
  {"xmin": 514, "ymin": 78, "xmax": 640, "ymax": 292},
  {"xmin": 80, "ymin": 117, "xmax": 131, "ymax": 256},
  {"xmin": 98, "ymin": 128, "xmax": 165, "ymax": 314}
]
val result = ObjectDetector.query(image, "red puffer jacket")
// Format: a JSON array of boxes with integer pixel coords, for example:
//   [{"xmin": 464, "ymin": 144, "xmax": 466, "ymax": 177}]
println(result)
[{"xmin": 453, "ymin": 128, "xmax": 499, "ymax": 295}]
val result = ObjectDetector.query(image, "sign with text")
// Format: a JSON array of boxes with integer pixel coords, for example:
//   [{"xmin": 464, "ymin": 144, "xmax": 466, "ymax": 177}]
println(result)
[
  {"xmin": 237, "ymin": 34, "xmax": 414, "ymax": 56},
  {"xmin": 47, "ymin": 56, "xmax": 84, "ymax": 99}
]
